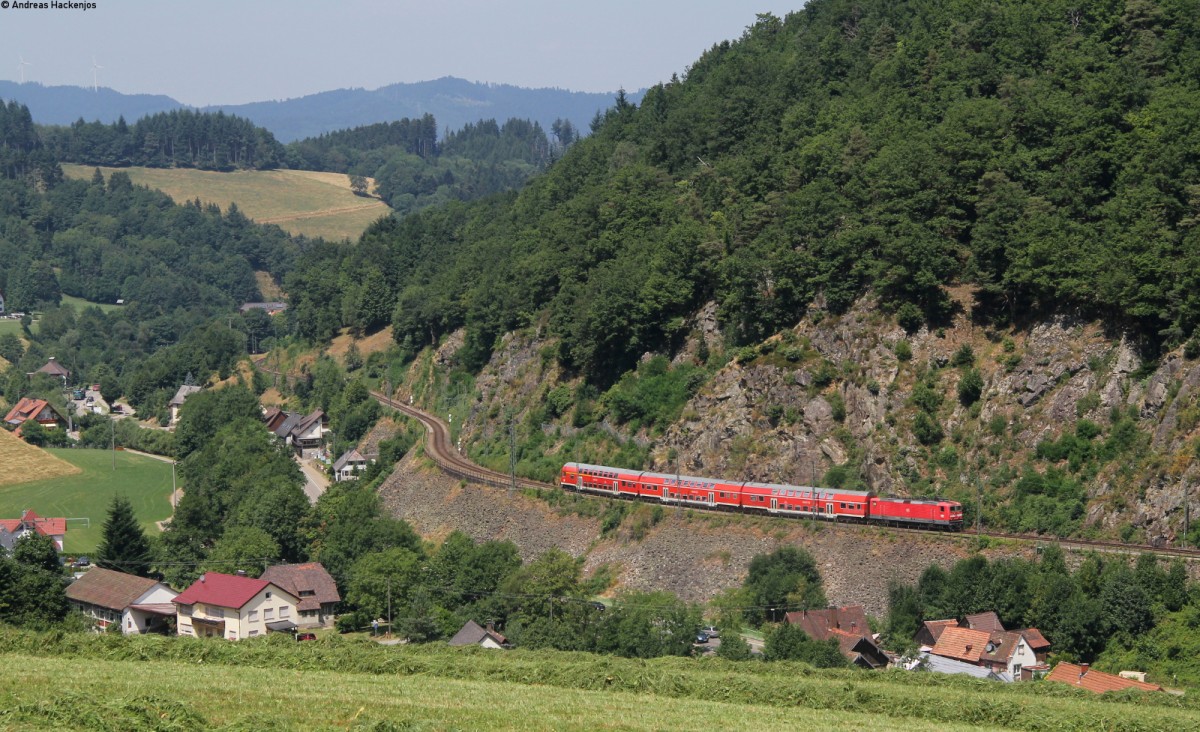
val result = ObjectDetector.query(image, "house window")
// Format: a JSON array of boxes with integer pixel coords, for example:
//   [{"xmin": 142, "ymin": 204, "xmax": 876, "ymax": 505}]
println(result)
[
  {"xmin": 266, "ymin": 591, "xmax": 272, "ymax": 599},
  {"xmin": 249, "ymin": 630, "xmax": 259, "ymax": 637},
  {"xmin": 180, "ymin": 605, "xmax": 192, "ymax": 617},
  {"xmin": 280, "ymin": 606, "xmax": 289, "ymax": 618},
  {"xmin": 248, "ymin": 610, "xmax": 258, "ymax": 621},
  {"xmin": 264, "ymin": 609, "xmax": 274, "ymax": 620}
]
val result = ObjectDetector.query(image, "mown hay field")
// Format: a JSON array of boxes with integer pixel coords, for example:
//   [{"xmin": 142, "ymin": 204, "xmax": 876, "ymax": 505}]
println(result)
[
  {"xmin": 0, "ymin": 629, "xmax": 1195, "ymax": 732},
  {"xmin": 0, "ymin": 448, "xmax": 173, "ymax": 552},
  {"xmin": 61, "ymin": 164, "xmax": 391, "ymax": 241},
  {"xmin": 0, "ymin": 429, "xmax": 80, "ymax": 488}
]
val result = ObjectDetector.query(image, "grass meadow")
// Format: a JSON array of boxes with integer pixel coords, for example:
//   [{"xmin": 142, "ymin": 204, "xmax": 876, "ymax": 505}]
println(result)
[
  {"xmin": 0, "ymin": 629, "xmax": 1195, "ymax": 732},
  {"xmin": 0, "ymin": 448, "xmax": 174, "ymax": 553},
  {"xmin": 62, "ymin": 164, "xmax": 392, "ymax": 241}
]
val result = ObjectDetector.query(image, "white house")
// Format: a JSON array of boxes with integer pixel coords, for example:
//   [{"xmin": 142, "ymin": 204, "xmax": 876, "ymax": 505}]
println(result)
[
  {"xmin": 174, "ymin": 571, "xmax": 299, "ymax": 641},
  {"xmin": 66, "ymin": 566, "xmax": 179, "ymax": 634},
  {"xmin": 332, "ymin": 448, "xmax": 372, "ymax": 481}
]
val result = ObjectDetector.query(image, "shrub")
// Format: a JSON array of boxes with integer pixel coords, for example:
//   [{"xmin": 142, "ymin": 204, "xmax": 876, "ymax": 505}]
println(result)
[
  {"xmin": 896, "ymin": 303, "xmax": 923, "ymax": 333},
  {"xmin": 957, "ymin": 368, "xmax": 983, "ymax": 406},
  {"xmin": 828, "ymin": 393, "xmax": 846, "ymax": 423},
  {"xmin": 913, "ymin": 412, "xmax": 943, "ymax": 445},
  {"xmin": 950, "ymin": 344, "xmax": 975, "ymax": 367},
  {"xmin": 894, "ymin": 340, "xmax": 912, "ymax": 362}
]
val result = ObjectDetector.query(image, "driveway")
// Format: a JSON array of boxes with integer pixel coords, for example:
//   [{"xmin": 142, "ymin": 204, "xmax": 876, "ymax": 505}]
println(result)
[{"xmin": 296, "ymin": 457, "xmax": 330, "ymax": 504}]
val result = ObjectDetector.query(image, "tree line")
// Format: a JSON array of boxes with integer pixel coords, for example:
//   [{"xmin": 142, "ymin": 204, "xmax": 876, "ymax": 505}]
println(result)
[{"xmin": 38, "ymin": 109, "xmax": 287, "ymax": 170}]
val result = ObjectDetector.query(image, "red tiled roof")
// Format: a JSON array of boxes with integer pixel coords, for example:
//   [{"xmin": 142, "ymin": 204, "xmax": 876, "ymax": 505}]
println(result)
[
  {"xmin": 930, "ymin": 627, "xmax": 991, "ymax": 664},
  {"xmin": 1020, "ymin": 627, "xmax": 1050, "ymax": 649},
  {"xmin": 259, "ymin": 562, "xmax": 340, "ymax": 612},
  {"xmin": 1046, "ymin": 663, "xmax": 1162, "ymax": 694},
  {"xmin": 784, "ymin": 605, "xmax": 869, "ymax": 642},
  {"xmin": 0, "ymin": 509, "xmax": 67, "ymax": 538},
  {"xmin": 964, "ymin": 611, "xmax": 1005, "ymax": 633},
  {"xmin": 979, "ymin": 631, "xmax": 1022, "ymax": 664},
  {"xmin": 922, "ymin": 619, "xmax": 957, "ymax": 643},
  {"xmin": 66, "ymin": 567, "xmax": 163, "ymax": 611},
  {"xmin": 173, "ymin": 572, "xmax": 290, "ymax": 610},
  {"xmin": 5, "ymin": 397, "xmax": 53, "ymax": 426}
]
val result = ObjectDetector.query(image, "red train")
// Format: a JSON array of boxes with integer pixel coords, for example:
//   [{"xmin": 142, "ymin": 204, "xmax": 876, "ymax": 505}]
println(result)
[{"xmin": 560, "ymin": 462, "xmax": 963, "ymax": 530}]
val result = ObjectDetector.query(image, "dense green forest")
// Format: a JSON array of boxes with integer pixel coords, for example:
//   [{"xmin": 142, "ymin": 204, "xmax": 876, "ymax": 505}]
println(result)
[
  {"xmin": 0, "ymin": 99, "xmax": 304, "ymax": 420},
  {"xmin": 281, "ymin": 0, "xmax": 1200, "ymax": 387},
  {"xmin": 38, "ymin": 109, "xmax": 287, "ymax": 170},
  {"xmin": 286, "ymin": 115, "xmax": 571, "ymax": 216}
]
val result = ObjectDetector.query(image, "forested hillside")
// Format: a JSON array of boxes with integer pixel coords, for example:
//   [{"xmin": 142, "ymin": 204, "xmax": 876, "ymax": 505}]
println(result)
[
  {"xmin": 0, "ymin": 100, "xmax": 303, "ymax": 420},
  {"xmin": 38, "ymin": 109, "xmax": 287, "ymax": 170},
  {"xmin": 285, "ymin": 115, "xmax": 570, "ymax": 216},
  {"xmin": 287, "ymin": 0, "xmax": 1200, "ymax": 384}
]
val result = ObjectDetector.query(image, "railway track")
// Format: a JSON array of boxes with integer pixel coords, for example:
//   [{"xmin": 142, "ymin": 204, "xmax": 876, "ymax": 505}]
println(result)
[{"xmin": 257, "ymin": 359, "xmax": 1200, "ymax": 561}]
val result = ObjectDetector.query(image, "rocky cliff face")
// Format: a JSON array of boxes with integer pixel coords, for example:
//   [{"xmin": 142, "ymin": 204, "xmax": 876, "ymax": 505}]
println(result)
[{"xmin": 393, "ymin": 296, "xmax": 1200, "ymax": 549}]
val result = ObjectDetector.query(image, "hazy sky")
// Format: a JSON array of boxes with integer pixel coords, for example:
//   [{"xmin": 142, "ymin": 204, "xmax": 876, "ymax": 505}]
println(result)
[{"xmin": 0, "ymin": 1, "xmax": 804, "ymax": 106}]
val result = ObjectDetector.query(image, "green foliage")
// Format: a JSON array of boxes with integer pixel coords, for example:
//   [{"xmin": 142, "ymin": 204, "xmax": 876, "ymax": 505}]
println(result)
[
  {"xmin": 594, "ymin": 590, "xmax": 702, "ymax": 659},
  {"xmin": 601, "ymin": 356, "xmax": 704, "ymax": 432},
  {"xmin": 950, "ymin": 345, "xmax": 976, "ymax": 368},
  {"xmin": 893, "ymin": 341, "xmax": 912, "ymax": 362},
  {"xmin": 202, "ymin": 526, "xmax": 281, "ymax": 578},
  {"xmin": 0, "ymin": 536, "xmax": 68, "ymax": 629},
  {"xmin": 827, "ymin": 392, "xmax": 846, "ymax": 422},
  {"xmin": 912, "ymin": 411, "xmax": 943, "ymax": 445},
  {"xmin": 957, "ymin": 368, "xmax": 983, "ymax": 406},
  {"xmin": 743, "ymin": 547, "xmax": 826, "ymax": 625},
  {"xmin": 763, "ymin": 623, "xmax": 846, "ymax": 667},
  {"xmin": 95, "ymin": 494, "xmax": 153, "ymax": 577},
  {"xmin": 716, "ymin": 631, "xmax": 754, "ymax": 660}
]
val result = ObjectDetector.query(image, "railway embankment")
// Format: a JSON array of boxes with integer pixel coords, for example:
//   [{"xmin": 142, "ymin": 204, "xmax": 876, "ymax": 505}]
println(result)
[{"xmin": 379, "ymin": 451, "xmax": 1047, "ymax": 616}]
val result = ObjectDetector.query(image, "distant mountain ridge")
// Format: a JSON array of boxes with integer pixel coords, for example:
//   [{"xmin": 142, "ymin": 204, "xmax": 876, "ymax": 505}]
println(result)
[{"xmin": 0, "ymin": 77, "xmax": 641, "ymax": 142}]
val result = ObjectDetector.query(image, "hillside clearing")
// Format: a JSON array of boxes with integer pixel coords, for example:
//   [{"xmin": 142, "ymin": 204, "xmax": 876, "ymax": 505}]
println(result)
[{"xmin": 61, "ymin": 164, "xmax": 391, "ymax": 241}]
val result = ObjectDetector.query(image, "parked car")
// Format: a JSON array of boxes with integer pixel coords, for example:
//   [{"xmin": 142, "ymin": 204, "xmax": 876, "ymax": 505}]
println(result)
[
  {"xmin": 695, "ymin": 631, "xmax": 710, "ymax": 644},
  {"xmin": 296, "ymin": 632, "xmax": 316, "ymax": 642},
  {"xmin": 74, "ymin": 556, "xmax": 89, "ymax": 568},
  {"xmin": 72, "ymin": 389, "xmax": 85, "ymax": 400},
  {"xmin": 701, "ymin": 625, "xmax": 719, "ymax": 638}
]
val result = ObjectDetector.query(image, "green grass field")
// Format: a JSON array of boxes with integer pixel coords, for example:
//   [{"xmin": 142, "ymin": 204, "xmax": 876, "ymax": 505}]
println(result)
[
  {"xmin": 59, "ymin": 293, "xmax": 125, "ymax": 314},
  {"xmin": 62, "ymin": 164, "xmax": 392, "ymax": 241},
  {"xmin": 0, "ymin": 448, "xmax": 174, "ymax": 553},
  {"xmin": 0, "ymin": 630, "xmax": 1194, "ymax": 731}
]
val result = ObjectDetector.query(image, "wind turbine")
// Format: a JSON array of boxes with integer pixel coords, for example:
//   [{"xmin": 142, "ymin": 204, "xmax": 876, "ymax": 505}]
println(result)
[
  {"xmin": 17, "ymin": 55, "xmax": 31, "ymax": 84},
  {"xmin": 90, "ymin": 57, "xmax": 103, "ymax": 93}
]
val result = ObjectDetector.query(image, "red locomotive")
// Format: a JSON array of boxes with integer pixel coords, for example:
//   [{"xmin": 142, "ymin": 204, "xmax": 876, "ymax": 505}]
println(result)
[{"xmin": 560, "ymin": 462, "xmax": 963, "ymax": 530}]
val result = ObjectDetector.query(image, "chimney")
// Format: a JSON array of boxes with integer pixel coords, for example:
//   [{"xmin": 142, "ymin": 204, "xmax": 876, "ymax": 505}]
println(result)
[
  {"xmin": 1079, "ymin": 663, "xmax": 1089, "ymax": 681},
  {"xmin": 236, "ymin": 570, "xmax": 246, "ymax": 577},
  {"xmin": 199, "ymin": 574, "xmax": 205, "ymax": 583}
]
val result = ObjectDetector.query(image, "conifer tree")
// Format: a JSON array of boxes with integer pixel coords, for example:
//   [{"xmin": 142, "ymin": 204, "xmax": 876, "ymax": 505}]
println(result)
[{"xmin": 95, "ymin": 494, "xmax": 153, "ymax": 576}]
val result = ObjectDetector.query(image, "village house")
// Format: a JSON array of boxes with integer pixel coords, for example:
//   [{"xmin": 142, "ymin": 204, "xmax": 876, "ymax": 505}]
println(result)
[
  {"xmin": 332, "ymin": 448, "xmax": 371, "ymax": 481},
  {"xmin": 915, "ymin": 618, "xmax": 957, "ymax": 648},
  {"xmin": 263, "ymin": 407, "xmax": 329, "ymax": 458},
  {"xmin": 927, "ymin": 625, "xmax": 1040, "ymax": 680},
  {"xmin": 168, "ymin": 384, "xmax": 202, "ymax": 425},
  {"xmin": 785, "ymin": 605, "xmax": 889, "ymax": 669},
  {"xmin": 30, "ymin": 356, "xmax": 71, "ymax": 385},
  {"xmin": 1045, "ymin": 663, "xmax": 1163, "ymax": 693},
  {"xmin": 4, "ymin": 397, "xmax": 68, "ymax": 433},
  {"xmin": 173, "ymin": 571, "xmax": 299, "ymax": 641},
  {"xmin": 258, "ymin": 562, "xmax": 340, "ymax": 628},
  {"xmin": 0, "ymin": 509, "xmax": 67, "ymax": 551},
  {"xmin": 448, "ymin": 620, "xmax": 509, "ymax": 649},
  {"xmin": 66, "ymin": 566, "xmax": 178, "ymax": 634}
]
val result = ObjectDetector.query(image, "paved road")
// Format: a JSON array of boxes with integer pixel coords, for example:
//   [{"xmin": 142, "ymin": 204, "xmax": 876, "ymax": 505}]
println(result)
[{"xmin": 297, "ymin": 457, "xmax": 331, "ymax": 504}]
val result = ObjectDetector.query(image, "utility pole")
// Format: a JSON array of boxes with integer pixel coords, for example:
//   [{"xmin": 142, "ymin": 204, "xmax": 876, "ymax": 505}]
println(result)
[
  {"xmin": 110, "ymin": 416, "xmax": 116, "ymax": 471},
  {"xmin": 171, "ymin": 460, "xmax": 177, "ymax": 511},
  {"xmin": 975, "ymin": 475, "xmax": 983, "ymax": 536},
  {"xmin": 387, "ymin": 576, "xmax": 392, "ymax": 638},
  {"xmin": 508, "ymin": 412, "xmax": 517, "ymax": 497}
]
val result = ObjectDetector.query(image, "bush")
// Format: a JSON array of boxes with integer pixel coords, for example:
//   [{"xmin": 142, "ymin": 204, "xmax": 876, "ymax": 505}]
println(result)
[
  {"xmin": 896, "ymin": 303, "xmax": 923, "ymax": 333},
  {"xmin": 828, "ymin": 393, "xmax": 846, "ymax": 422},
  {"xmin": 894, "ymin": 340, "xmax": 912, "ymax": 362},
  {"xmin": 957, "ymin": 368, "xmax": 983, "ymax": 406},
  {"xmin": 950, "ymin": 344, "xmax": 975, "ymax": 367},
  {"xmin": 913, "ymin": 412, "xmax": 943, "ymax": 445},
  {"xmin": 1186, "ymin": 338, "xmax": 1200, "ymax": 360}
]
